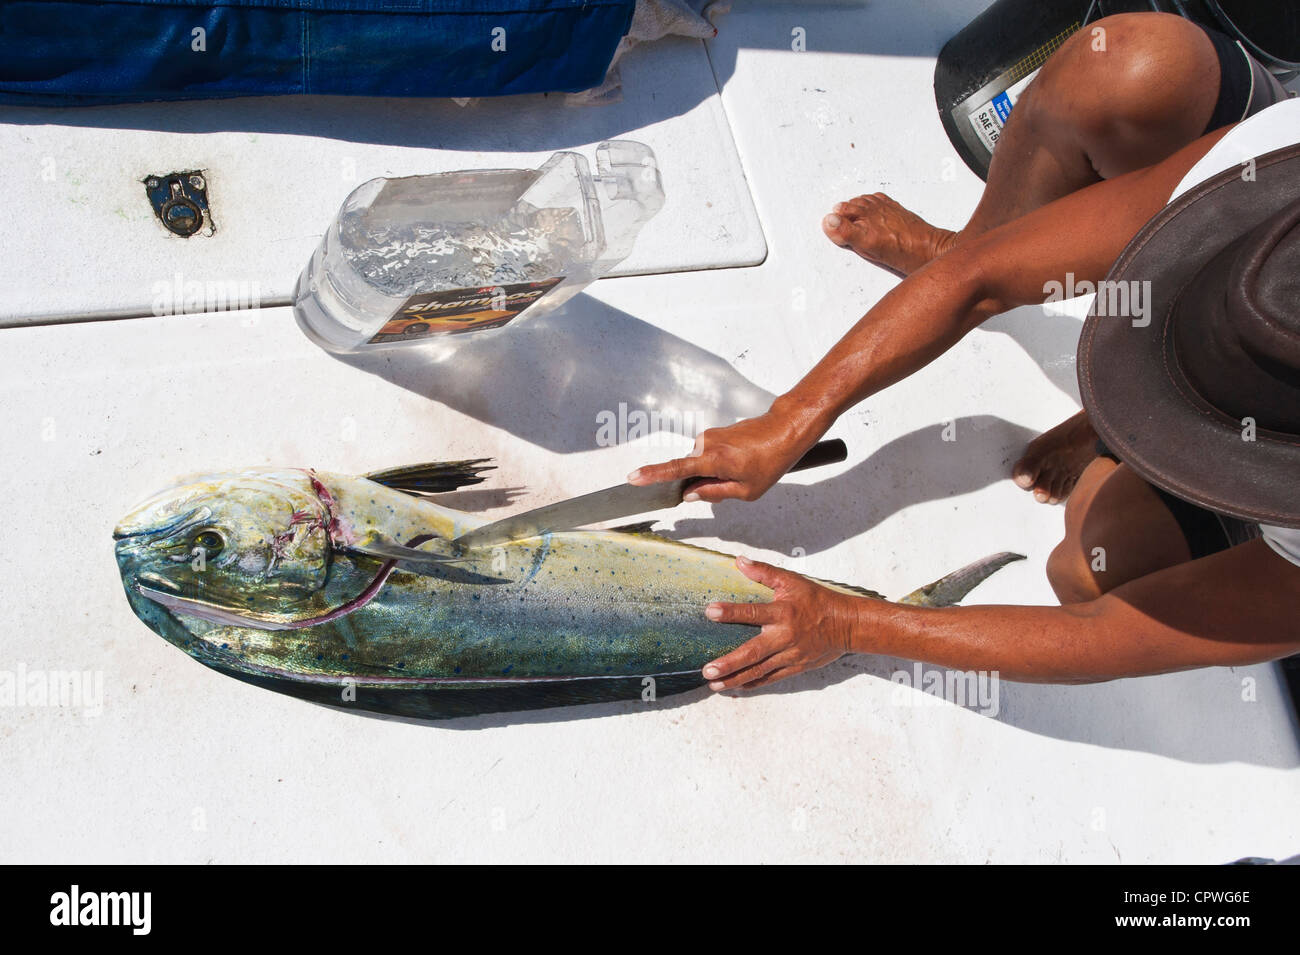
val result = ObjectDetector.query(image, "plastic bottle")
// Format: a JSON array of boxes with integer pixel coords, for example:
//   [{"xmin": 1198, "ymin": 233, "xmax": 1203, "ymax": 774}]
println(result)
[
  {"xmin": 935, "ymin": 0, "xmax": 1300, "ymax": 181},
  {"xmin": 293, "ymin": 140, "xmax": 664, "ymax": 353}
]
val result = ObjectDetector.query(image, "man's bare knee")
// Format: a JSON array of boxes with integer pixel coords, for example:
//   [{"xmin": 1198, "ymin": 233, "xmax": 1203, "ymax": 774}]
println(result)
[
  {"xmin": 1047, "ymin": 539, "xmax": 1104, "ymax": 604},
  {"xmin": 1024, "ymin": 13, "xmax": 1217, "ymax": 164},
  {"xmin": 1064, "ymin": 14, "xmax": 1217, "ymax": 167}
]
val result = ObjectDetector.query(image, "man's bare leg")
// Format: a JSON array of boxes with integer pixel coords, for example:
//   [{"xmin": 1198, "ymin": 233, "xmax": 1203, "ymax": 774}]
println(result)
[
  {"xmin": 824, "ymin": 13, "xmax": 1223, "ymax": 500},
  {"xmin": 1045, "ymin": 457, "xmax": 1194, "ymax": 603},
  {"xmin": 822, "ymin": 13, "xmax": 1221, "ymax": 275},
  {"xmin": 822, "ymin": 193, "xmax": 960, "ymax": 278},
  {"xmin": 1012, "ymin": 410, "xmax": 1099, "ymax": 504}
]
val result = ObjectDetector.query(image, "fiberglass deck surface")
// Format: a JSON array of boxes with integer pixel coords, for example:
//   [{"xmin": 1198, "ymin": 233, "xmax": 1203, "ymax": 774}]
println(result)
[
  {"xmin": 1, "ymin": 1, "xmax": 1297, "ymax": 863},
  {"xmin": 0, "ymin": 33, "xmax": 764, "ymax": 325}
]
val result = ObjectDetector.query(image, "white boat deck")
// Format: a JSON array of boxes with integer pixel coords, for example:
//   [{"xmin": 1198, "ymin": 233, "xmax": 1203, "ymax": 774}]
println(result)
[{"xmin": 1, "ymin": 0, "xmax": 1296, "ymax": 863}]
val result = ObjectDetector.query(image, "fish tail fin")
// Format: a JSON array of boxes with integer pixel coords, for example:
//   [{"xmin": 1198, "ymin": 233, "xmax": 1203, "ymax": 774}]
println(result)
[{"xmin": 898, "ymin": 551, "xmax": 1026, "ymax": 608}]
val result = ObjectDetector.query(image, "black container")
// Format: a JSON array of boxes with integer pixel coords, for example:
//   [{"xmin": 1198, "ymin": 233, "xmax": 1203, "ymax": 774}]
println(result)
[{"xmin": 935, "ymin": 0, "xmax": 1300, "ymax": 180}]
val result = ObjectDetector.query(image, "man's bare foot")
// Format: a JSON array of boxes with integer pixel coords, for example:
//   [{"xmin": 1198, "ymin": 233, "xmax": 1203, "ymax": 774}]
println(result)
[
  {"xmin": 1013, "ymin": 411, "xmax": 1100, "ymax": 504},
  {"xmin": 821, "ymin": 193, "xmax": 958, "ymax": 276}
]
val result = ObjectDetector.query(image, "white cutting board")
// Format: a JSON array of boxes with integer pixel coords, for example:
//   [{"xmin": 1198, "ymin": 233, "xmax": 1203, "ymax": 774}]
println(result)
[{"xmin": 0, "ymin": 36, "xmax": 765, "ymax": 326}]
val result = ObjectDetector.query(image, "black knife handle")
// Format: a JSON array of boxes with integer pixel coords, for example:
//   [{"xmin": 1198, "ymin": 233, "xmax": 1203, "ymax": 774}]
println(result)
[{"xmin": 789, "ymin": 438, "xmax": 848, "ymax": 473}]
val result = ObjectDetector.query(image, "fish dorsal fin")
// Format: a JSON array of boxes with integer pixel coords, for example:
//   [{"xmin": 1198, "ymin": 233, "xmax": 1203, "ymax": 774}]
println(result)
[
  {"xmin": 805, "ymin": 576, "xmax": 887, "ymax": 600},
  {"xmin": 365, "ymin": 459, "xmax": 495, "ymax": 496},
  {"xmin": 599, "ymin": 524, "xmax": 739, "ymax": 560},
  {"xmin": 600, "ymin": 525, "xmax": 887, "ymax": 599}
]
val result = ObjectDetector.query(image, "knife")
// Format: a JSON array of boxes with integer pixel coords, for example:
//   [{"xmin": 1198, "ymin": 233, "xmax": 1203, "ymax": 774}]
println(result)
[{"xmin": 452, "ymin": 438, "xmax": 848, "ymax": 549}]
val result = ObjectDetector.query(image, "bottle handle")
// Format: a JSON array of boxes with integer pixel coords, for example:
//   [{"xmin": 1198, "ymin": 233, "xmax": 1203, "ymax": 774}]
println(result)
[{"xmin": 591, "ymin": 141, "xmax": 666, "ymax": 274}]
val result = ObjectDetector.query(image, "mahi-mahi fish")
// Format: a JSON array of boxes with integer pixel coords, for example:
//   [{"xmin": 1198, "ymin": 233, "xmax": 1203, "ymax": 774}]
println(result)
[{"xmin": 113, "ymin": 461, "xmax": 1023, "ymax": 720}]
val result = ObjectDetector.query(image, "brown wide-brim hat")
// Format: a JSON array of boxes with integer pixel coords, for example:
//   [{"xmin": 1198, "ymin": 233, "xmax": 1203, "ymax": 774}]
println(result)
[{"xmin": 1078, "ymin": 143, "xmax": 1300, "ymax": 529}]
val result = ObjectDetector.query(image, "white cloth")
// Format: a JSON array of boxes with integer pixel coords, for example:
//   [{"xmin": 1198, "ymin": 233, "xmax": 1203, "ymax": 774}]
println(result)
[
  {"xmin": 1172, "ymin": 98, "xmax": 1300, "ymax": 565},
  {"xmin": 1171, "ymin": 96, "xmax": 1300, "ymax": 201},
  {"xmin": 1261, "ymin": 525, "xmax": 1300, "ymax": 567},
  {"xmin": 567, "ymin": 0, "xmax": 731, "ymax": 105}
]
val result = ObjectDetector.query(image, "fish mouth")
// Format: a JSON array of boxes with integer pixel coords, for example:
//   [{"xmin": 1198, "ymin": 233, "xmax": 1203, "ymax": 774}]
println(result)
[
  {"xmin": 135, "ymin": 582, "xmax": 306, "ymax": 631},
  {"xmin": 136, "ymin": 572, "xmax": 180, "ymax": 593},
  {"xmin": 113, "ymin": 505, "xmax": 212, "ymax": 542}
]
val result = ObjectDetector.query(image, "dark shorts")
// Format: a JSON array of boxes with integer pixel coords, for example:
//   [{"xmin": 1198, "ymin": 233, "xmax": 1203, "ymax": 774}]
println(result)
[
  {"xmin": 1096, "ymin": 442, "xmax": 1260, "ymax": 559},
  {"xmin": 1200, "ymin": 23, "xmax": 1290, "ymax": 135}
]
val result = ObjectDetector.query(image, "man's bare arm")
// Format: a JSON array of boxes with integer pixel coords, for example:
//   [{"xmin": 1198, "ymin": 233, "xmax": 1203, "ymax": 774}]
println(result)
[
  {"xmin": 781, "ymin": 127, "xmax": 1232, "ymax": 437},
  {"xmin": 701, "ymin": 538, "xmax": 1300, "ymax": 689},
  {"xmin": 862, "ymin": 539, "xmax": 1300, "ymax": 683},
  {"xmin": 631, "ymin": 127, "xmax": 1231, "ymax": 501}
]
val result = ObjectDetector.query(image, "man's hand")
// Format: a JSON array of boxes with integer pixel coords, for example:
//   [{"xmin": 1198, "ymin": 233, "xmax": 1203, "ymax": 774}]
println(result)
[
  {"xmin": 701, "ymin": 556, "xmax": 863, "ymax": 690},
  {"xmin": 627, "ymin": 410, "xmax": 816, "ymax": 503}
]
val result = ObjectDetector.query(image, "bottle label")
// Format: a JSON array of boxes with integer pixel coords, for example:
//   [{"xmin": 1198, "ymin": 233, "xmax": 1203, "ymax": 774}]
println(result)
[
  {"xmin": 367, "ymin": 277, "xmax": 565, "ymax": 345},
  {"xmin": 964, "ymin": 66, "xmax": 1040, "ymax": 154}
]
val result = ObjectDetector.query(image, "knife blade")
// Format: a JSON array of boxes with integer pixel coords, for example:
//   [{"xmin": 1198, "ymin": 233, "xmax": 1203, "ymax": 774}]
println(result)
[{"xmin": 452, "ymin": 438, "xmax": 847, "ymax": 549}]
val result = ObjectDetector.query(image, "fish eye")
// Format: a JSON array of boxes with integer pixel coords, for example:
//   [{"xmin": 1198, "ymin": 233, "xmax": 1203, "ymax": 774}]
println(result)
[{"xmin": 193, "ymin": 530, "xmax": 225, "ymax": 557}]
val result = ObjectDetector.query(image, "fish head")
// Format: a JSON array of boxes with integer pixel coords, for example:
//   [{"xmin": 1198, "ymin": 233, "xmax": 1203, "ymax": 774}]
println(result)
[{"xmin": 113, "ymin": 469, "xmax": 333, "ymax": 626}]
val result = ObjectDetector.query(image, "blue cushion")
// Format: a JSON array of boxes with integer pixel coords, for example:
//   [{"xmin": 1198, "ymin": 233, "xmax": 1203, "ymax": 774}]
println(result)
[{"xmin": 0, "ymin": 0, "xmax": 637, "ymax": 105}]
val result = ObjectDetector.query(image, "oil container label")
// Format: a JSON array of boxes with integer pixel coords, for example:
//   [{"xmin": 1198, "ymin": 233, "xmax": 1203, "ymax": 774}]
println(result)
[
  {"xmin": 368, "ymin": 277, "xmax": 565, "ymax": 344},
  {"xmin": 965, "ymin": 66, "xmax": 1040, "ymax": 153}
]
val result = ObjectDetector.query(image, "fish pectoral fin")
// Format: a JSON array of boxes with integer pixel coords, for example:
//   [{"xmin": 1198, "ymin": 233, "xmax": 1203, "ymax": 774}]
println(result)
[
  {"xmin": 608, "ymin": 520, "xmax": 659, "ymax": 535},
  {"xmin": 348, "ymin": 539, "xmax": 511, "ymax": 585},
  {"xmin": 898, "ymin": 551, "xmax": 1026, "ymax": 607},
  {"xmin": 346, "ymin": 538, "xmax": 466, "ymax": 566},
  {"xmin": 364, "ymin": 459, "xmax": 496, "ymax": 496}
]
